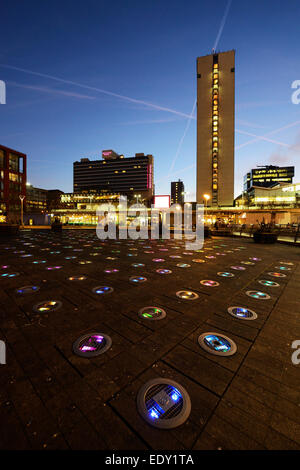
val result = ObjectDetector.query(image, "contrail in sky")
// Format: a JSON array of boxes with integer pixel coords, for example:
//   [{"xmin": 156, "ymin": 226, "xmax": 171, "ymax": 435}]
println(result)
[
  {"xmin": 213, "ymin": 0, "xmax": 233, "ymax": 52},
  {"xmin": 167, "ymin": 0, "xmax": 233, "ymax": 176},
  {"xmin": 9, "ymin": 81, "xmax": 96, "ymax": 100},
  {"xmin": 0, "ymin": 63, "xmax": 192, "ymax": 119},
  {"xmin": 236, "ymin": 120, "xmax": 300, "ymax": 150},
  {"xmin": 167, "ymin": 100, "xmax": 196, "ymax": 175},
  {"xmin": 236, "ymin": 129, "xmax": 289, "ymax": 148}
]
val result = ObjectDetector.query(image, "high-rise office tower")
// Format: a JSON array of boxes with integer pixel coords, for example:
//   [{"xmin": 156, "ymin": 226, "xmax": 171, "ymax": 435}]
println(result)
[
  {"xmin": 171, "ymin": 179, "xmax": 184, "ymax": 205},
  {"xmin": 196, "ymin": 50, "xmax": 235, "ymax": 206}
]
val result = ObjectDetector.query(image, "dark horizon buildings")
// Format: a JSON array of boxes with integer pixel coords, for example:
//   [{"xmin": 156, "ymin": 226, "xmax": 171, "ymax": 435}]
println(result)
[
  {"xmin": 0, "ymin": 144, "xmax": 26, "ymax": 223},
  {"xmin": 171, "ymin": 179, "xmax": 184, "ymax": 205},
  {"xmin": 196, "ymin": 50, "xmax": 235, "ymax": 207},
  {"xmin": 243, "ymin": 165, "xmax": 295, "ymax": 192},
  {"xmin": 73, "ymin": 150, "xmax": 154, "ymax": 203}
]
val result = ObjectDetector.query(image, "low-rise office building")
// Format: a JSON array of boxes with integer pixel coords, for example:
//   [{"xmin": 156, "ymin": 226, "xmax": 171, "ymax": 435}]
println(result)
[
  {"xmin": 243, "ymin": 165, "xmax": 294, "ymax": 192},
  {"xmin": 53, "ymin": 191, "xmax": 122, "ymax": 225},
  {"xmin": 0, "ymin": 144, "xmax": 26, "ymax": 223},
  {"xmin": 235, "ymin": 182, "xmax": 300, "ymax": 210}
]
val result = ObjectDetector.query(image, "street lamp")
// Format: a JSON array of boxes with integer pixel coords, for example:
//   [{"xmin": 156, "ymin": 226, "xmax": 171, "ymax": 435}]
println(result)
[{"xmin": 19, "ymin": 195, "xmax": 25, "ymax": 227}]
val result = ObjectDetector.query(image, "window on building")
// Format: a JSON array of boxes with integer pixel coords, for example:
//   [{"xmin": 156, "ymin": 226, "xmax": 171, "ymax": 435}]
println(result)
[
  {"xmin": 9, "ymin": 153, "xmax": 20, "ymax": 172},
  {"xmin": 0, "ymin": 150, "xmax": 4, "ymax": 168}
]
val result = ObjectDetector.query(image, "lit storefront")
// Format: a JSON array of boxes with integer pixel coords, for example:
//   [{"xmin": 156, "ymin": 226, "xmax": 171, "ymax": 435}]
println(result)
[{"xmin": 235, "ymin": 183, "xmax": 300, "ymax": 209}]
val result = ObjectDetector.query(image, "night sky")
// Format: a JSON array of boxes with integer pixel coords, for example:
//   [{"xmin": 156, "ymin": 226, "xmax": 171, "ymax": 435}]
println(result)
[{"xmin": 0, "ymin": 0, "xmax": 299, "ymax": 199}]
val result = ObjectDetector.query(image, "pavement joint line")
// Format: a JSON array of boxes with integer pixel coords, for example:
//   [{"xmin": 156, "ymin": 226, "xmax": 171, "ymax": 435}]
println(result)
[
  {"xmin": 106, "ymin": 400, "xmax": 152, "ymax": 450},
  {"xmin": 54, "ymin": 344, "xmax": 84, "ymax": 379},
  {"xmin": 160, "ymin": 357, "xmax": 222, "ymax": 399}
]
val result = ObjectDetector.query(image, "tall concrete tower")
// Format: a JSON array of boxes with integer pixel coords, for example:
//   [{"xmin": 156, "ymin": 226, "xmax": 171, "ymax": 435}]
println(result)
[{"xmin": 196, "ymin": 50, "xmax": 235, "ymax": 206}]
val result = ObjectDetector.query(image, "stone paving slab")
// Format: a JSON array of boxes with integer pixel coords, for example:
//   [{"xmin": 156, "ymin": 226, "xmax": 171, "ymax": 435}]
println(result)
[{"xmin": 0, "ymin": 230, "xmax": 299, "ymax": 450}]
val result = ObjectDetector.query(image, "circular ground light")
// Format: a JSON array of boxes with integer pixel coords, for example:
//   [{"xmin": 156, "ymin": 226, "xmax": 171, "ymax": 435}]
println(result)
[
  {"xmin": 176, "ymin": 290, "xmax": 199, "ymax": 300},
  {"xmin": 137, "ymin": 378, "xmax": 191, "ymax": 429},
  {"xmin": 198, "ymin": 332, "xmax": 237, "ymax": 356},
  {"xmin": 217, "ymin": 272, "xmax": 234, "ymax": 278},
  {"xmin": 246, "ymin": 290, "xmax": 270, "ymax": 300},
  {"xmin": 268, "ymin": 272, "xmax": 286, "ymax": 278},
  {"xmin": 92, "ymin": 286, "xmax": 114, "ymax": 295},
  {"xmin": 129, "ymin": 276, "xmax": 147, "ymax": 283},
  {"xmin": 279, "ymin": 261, "xmax": 294, "ymax": 266},
  {"xmin": 275, "ymin": 266, "xmax": 291, "ymax": 271},
  {"xmin": 33, "ymin": 300, "xmax": 62, "ymax": 313},
  {"xmin": 68, "ymin": 276, "xmax": 87, "ymax": 281},
  {"xmin": 156, "ymin": 268, "xmax": 172, "ymax": 274},
  {"xmin": 241, "ymin": 261, "xmax": 255, "ymax": 265},
  {"xmin": 258, "ymin": 279, "xmax": 280, "ymax": 287},
  {"xmin": 15, "ymin": 285, "xmax": 40, "ymax": 295},
  {"xmin": 131, "ymin": 263, "xmax": 145, "ymax": 267},
  {"xmin": 176, "ymin": 263, "xmax": 191, "ymax": 268},
  {"xmin": 46, "ymin": 266, "xmax": 62, "ymax": 270},
  {"xmin": 1, "ymin": 265, "xmax": 10, "ymax": 269},
  {"xmin": 192, "ymin": 259, "xmax": 205, "ymax": 263},
  {"xmin": 104, "ymin": 269, "xmax": 119, "ymax": 274},
  {"xmin": 138, "ymin": 306, "xmax": 166, "ymax": 321},
  {"xmin": 228, "ymin": 306, "xmax": 258, "ymax": 320},
  {"xmin": 1, "ymin": 272, "xmax": 20, "ymax": 278},
  {"xmin": 78, "ymin": 260, "xmax": 92, "ymax": 265},
  {"xmin": 200, "ymin": 280, "xmax": 219, "ymax": 287},
  {"xmin": 73, "ymin": 333, "xmax": 112, "ymax": 358},
  {"xmin": 152, "ymin": 258, "xmax": 165, "ymax": 262},
  {"xmin": 249, "ymin": 257, "xmax": 261, "ymax": 261},
  {"xmin": 230, "ymin": 266, "xmax": 246, "ymax": 271},
  {"xmin": 33, "ymin": 260, "xmax": 46, "ymax": 264}
]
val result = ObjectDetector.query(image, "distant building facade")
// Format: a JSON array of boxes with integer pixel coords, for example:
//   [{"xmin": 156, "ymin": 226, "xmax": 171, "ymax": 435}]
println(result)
[
  {"xmin": 54, "ymin": 192, "xmax": 124, "ymax": 225},
  {"xmin": 235, "ymin": 182, "xmax": 300, "ymax": 209},
  {"xmin": 196, "ymin": 50, "xmax": 235, "ymax": 207},
  {"xmin": 24, "ymin": 186, "xmax": 64, "ymax": 225},
  {"xmin": 171, "ymin": 180, "xmax": 184, "ymax": 204},
  {"xmin": 73, "ymin": 150, "xmax": 154, "ymax": 203},
  {"xmin": 0, "ymin": 144, "xmax": 26, "ymax": 223},
  {"xmin": 243, "ymin": 166, "xmax": 294, "ymax": 192},
  {"xmin": 25, "ymin": 185, "xmax": 47, "ymax": 213}
]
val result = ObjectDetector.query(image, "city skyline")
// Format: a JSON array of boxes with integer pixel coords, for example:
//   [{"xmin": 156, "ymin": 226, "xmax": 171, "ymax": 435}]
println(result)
[{"xmin": 0, "ymin": 0, "xmax": 300, "ymax": 200}]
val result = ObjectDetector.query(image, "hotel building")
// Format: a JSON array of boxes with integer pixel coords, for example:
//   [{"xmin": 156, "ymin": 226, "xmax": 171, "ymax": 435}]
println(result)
[
  {"xmin": 73, "ymin": 150, "xmax": 154, "ymax": 204},
  {"xmin": 196, "ymin": 50, "xmax": 235, "ymax": 207}
]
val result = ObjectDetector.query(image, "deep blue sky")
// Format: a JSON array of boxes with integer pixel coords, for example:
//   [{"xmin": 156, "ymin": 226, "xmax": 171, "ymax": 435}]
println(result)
[{"xmin": 0, "ymin": 0, "xmax": 300, "ymax": 199}]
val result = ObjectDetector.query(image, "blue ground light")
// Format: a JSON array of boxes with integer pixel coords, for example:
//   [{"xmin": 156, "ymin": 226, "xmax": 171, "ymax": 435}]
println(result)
[
  {"xmin": 235, "ymin": 307, "xmax": 253, "ymax": 317},
  {"xmin": 204, "ymin": 334, "xmax": 231, "ymax": 352},
  {"xmin": 148, "ymin": 387, "xmax": 182, "ymax": 420}
]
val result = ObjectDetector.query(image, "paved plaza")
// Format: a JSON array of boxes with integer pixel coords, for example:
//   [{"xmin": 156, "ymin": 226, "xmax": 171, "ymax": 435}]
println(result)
[{"xmin": 0, "ymin": 230, "xmax": 299, "ymax": 450}]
